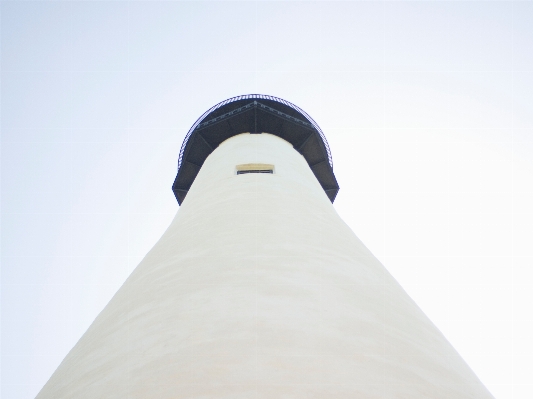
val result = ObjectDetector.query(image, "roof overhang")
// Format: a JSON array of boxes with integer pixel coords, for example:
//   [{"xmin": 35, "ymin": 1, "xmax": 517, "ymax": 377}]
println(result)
[{"xmin": 173, "ymin": 94, "xmax": 339, "ymax": 205}]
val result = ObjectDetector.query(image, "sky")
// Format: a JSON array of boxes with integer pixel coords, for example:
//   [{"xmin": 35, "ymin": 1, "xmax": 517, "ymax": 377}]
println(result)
[{"xmin": 1, "ymin": 1, "xmax": 533, "ymax": 398}]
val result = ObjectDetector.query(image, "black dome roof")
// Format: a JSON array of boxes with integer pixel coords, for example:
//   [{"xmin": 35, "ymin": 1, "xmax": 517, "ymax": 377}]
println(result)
[{"xmin": 173, "ymin": 94, "xmax": 339, "ymax": 204}]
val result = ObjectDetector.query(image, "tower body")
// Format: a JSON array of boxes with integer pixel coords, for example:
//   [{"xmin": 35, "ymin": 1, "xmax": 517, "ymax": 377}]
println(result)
[{"xmin": 37, "ymin": 99, "xmax": 493, "ymax": 399}]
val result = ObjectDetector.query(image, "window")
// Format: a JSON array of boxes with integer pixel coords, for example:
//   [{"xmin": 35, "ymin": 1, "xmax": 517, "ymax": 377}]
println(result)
[
  {"xmin": 236, "ymin": 163, "xmax": 274, "ymax": 175},
  {"xmin": 237, "ymin": 169, "xmax": 273, "ymax": 175}
]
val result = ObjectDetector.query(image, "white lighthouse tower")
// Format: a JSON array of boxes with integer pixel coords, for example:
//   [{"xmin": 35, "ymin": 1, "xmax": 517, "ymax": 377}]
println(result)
[{"xmin": 37, "ymin": 95, "xmax": 493, "ymax": 398}]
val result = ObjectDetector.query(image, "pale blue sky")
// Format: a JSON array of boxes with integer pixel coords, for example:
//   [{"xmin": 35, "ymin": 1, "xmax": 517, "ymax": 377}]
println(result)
[{"xmin": 2, "ymin": 1, "xmax": 533, "ymax": 398}]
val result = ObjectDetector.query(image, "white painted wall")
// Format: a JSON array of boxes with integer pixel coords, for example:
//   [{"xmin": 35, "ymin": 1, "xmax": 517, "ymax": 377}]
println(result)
[{"xmin": 37, "ymin": 133, "xmax": 493, "ymax": 398}]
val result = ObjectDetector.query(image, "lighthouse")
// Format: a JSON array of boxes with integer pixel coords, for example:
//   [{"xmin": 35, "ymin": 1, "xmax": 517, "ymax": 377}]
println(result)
[{"xmin": 37, "ymin": 95, "xmax": 493, "ymax": 398}]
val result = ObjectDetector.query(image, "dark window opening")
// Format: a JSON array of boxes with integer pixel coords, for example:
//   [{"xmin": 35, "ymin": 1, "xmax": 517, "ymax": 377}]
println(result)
[{"xmin": 237, "ymin": 169, "xmax": 273, "ymax": 175}]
